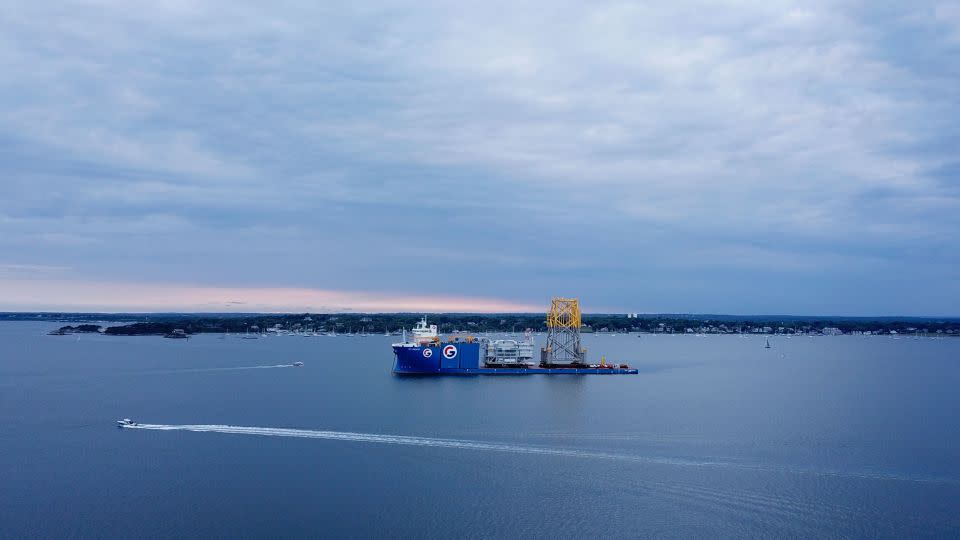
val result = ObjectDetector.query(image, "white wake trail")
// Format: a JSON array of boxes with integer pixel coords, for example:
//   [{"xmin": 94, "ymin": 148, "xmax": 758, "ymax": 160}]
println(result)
[
  {"xmin": 120, "ymin": 423, "xmax": 959, "ymax": 485},
  {"xmin": 157, "ymin": 364, "xmax": 296, "ymax": 374},
  {"xmin": 123, "ymin": 423, "xmax": 696, "ymax": 465},
  {"xmin": 217, "ymin": 364, "xmax": 296, "ymax": 370}
]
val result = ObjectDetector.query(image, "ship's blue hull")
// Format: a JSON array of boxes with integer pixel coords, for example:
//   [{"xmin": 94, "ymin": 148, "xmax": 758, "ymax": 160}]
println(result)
[{"xmin": 392, "ymin": 343, "xmax": 638, "ymax": 375}]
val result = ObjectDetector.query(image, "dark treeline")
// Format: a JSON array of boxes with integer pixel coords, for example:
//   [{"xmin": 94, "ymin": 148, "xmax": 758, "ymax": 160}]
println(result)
[
  {"xmin": 21, "ymin": 312, "xmax": 960, "ymax": 337},
  {"xmin": 47, "ymin": 324, "xmax": 102, "ymax": 335}
]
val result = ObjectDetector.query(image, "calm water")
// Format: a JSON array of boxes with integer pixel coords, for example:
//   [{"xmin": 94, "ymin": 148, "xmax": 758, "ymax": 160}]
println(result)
[{"xmin": 2, "ymin": 322, "xmax": 959, "ymax": 538}]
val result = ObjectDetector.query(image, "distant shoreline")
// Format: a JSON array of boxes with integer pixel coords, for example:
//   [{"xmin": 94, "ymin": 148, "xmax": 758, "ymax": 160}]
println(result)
[{"xmin": 3, "ymin": 312, "xmax": 955, "ymax": 338}]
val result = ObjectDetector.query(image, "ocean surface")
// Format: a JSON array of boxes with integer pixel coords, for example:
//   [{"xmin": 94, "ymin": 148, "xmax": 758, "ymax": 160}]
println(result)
[{"xmin": 2, "ymin": 322, "xmax": 959, "ymax": 538}]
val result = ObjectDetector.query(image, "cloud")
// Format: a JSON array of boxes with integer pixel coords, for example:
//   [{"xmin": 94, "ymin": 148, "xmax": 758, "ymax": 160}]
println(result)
[
  {"xmin": 0, "ymin": 263, "xmax": 73, "ymax": 277},
  {"xmin": 0, "ymin": 1, "xmax": 957, "ymax": 314}
]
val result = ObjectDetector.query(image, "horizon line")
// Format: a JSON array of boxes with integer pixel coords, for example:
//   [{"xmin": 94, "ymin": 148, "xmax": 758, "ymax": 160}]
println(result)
[{"xmin": 2, "ymin": 310, "xmax": 958, "ymax": 320}]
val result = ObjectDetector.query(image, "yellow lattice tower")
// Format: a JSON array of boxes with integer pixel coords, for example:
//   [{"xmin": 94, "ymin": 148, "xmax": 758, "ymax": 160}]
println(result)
[
  {"xmin": 542, "ymin": 297, "xmax": 585, "ymax": 366},
  {"xmin": 546, "ymin": 297, "xmax": 581, "ymax": 329}
]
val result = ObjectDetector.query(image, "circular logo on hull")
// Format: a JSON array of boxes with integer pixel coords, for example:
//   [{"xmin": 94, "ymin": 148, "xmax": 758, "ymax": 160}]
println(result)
[
  {"xmin": 422, "ymin": 348, "xmax": 433, "ymax": 358},
  {"xmin": 442, "ymin": 345, "xmax": 458, "ymax": 359}
]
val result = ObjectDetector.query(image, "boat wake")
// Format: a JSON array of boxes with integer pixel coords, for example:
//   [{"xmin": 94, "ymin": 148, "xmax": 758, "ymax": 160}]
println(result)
[
  {"xmin": 119, "ymin": 422, "xmax": 957, "ymax": 487},
  {"xmin": 122, "ymin": 423, "xmax": 713, "ymax": 466},
  {"xmin": 156, "ymin": 364, "xmax": 298, "ymax": 374}
]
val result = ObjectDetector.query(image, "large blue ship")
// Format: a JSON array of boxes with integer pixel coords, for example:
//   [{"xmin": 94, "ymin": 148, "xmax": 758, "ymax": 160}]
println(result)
[{"xmin": 392, "ymin": 317, "xmax": 638, "ymax": 375}]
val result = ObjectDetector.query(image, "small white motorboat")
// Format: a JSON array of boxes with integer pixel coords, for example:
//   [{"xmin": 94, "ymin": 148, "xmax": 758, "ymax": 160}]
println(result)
[
  {"xmin": 293, "ymin": 362, "xmax": 304, "ymax": 367},
  {"xmin": 116, "ymin": 418, "xmax": 137, "ymax": 427}
]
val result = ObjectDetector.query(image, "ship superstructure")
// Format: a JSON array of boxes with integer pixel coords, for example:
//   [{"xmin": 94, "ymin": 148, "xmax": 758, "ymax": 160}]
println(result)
[{"xmin": 411, "ymin": 317, "xmax": 439, "ymax": 346}]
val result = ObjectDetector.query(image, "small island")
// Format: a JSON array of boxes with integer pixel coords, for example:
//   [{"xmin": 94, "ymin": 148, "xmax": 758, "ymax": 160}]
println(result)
[{"xmin": 48, "ymin": 324, "xmax": 103, "ymax": 336}]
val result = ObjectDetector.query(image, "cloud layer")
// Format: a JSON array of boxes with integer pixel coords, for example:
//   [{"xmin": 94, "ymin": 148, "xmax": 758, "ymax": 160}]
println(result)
[{"xmin": 1, "ymin": 1, "xmax": 958, "ymax": 314}]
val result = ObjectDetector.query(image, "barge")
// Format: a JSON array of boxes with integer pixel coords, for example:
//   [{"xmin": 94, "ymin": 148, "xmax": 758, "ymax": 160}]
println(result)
[{"xmin": 392, "ymin": 317, "xmax": 638, "ymax": 375}]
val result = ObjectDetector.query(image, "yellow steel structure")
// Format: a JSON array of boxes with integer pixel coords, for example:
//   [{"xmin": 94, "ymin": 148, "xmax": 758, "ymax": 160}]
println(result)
[
  {"xmin": 546, "ymin": 297, "xmax": 581, "ymax": 330},
  {"xmin": 541, "ymin": 297, "xmax": 586, "ymax": 366}
]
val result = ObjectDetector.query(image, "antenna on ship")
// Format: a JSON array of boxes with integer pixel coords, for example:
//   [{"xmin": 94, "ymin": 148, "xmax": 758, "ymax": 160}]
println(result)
[{"xmin": 540, "ymin": 297, "xmax": 586, "ymax": 367}]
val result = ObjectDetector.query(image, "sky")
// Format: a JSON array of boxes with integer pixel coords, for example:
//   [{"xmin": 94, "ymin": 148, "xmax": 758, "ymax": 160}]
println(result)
[{"xmin": 1, "ymin": 1, "xmax": 958, "ymax": 315}]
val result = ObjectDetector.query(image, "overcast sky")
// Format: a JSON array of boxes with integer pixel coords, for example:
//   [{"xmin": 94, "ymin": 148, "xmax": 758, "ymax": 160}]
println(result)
[{"xmin": 1, "ymin": 1, "xmax": 958, "ymax": 314}]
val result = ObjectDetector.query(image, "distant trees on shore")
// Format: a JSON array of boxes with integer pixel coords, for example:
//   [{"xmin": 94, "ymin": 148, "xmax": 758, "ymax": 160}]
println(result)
[{"xmin": 28, "ymin": 312, "xmax": 960, "ymax": 337}]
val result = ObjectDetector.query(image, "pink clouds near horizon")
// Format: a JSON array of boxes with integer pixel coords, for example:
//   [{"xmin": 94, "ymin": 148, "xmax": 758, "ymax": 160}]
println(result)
[{"xmin": 0, "ymin": 279, "xmax": 545, "ymax": 313}]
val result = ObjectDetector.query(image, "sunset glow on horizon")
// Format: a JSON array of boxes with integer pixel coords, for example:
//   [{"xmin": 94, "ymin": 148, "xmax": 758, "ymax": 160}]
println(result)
[{"xmin": 0, "ymin": 279, "xmax": 546, "ymax": 314}]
